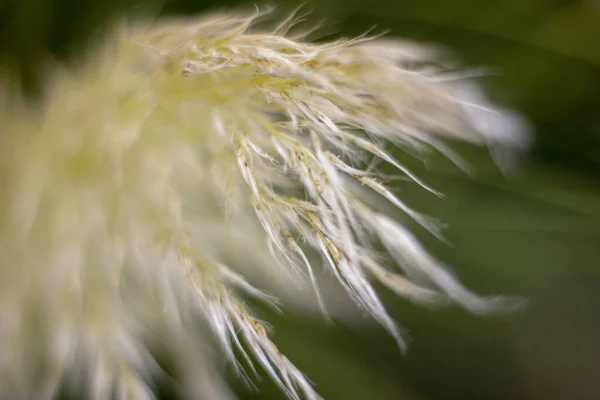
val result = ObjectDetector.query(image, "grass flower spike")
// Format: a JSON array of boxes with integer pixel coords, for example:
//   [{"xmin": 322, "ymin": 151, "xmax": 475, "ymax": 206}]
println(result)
[{"xmin": 0, "ymin": 7, "xmax": 529, "ymax": 400}]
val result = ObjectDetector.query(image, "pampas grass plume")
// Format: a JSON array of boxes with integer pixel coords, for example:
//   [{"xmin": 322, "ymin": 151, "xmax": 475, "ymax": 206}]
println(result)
[{"xmin": 0, "ymin": 6, "xmax": 529, "ymax": 400}]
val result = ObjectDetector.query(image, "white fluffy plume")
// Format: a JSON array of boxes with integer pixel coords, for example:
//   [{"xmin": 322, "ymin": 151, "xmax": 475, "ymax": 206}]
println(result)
[{"xmin": 0, "ymin": 7, "xmax": 528, "ymax": 400}]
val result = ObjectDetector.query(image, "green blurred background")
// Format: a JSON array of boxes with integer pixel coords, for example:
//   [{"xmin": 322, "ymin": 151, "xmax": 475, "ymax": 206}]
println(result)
[{"xmin": 2, "ymin": 1, "xmax": 600, "ymax": 399}]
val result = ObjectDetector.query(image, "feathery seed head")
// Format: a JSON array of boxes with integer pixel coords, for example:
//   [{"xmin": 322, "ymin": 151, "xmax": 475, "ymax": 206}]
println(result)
[{"xmin": 0, "ymin": 7, "xmax": 528, "ymax": 399}]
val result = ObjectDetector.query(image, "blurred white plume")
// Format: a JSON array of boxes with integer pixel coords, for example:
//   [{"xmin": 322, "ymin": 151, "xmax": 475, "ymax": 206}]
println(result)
[{"xmin": 0, "ymin": 7, "xmax": 529, "ymax": 400}]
